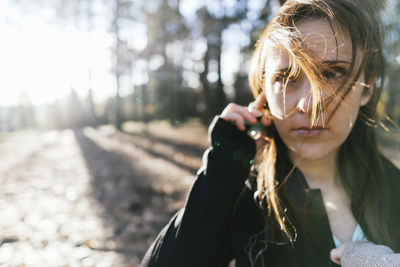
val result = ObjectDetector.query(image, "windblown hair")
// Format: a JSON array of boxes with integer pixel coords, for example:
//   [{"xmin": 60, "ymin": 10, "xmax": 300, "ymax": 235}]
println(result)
[{"xmin": 249, "ymin": 0, "xmax": 400, "ymax": 251}]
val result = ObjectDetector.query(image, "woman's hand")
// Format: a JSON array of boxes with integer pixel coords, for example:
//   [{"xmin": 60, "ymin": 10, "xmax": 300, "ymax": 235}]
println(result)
[
  {"xmin": 330, "ymin": 242, "xmax": 349, "ymax": 265},
  {"xmin": 220, "ymin": 93, "xmax": 272, "ymax": 151}
]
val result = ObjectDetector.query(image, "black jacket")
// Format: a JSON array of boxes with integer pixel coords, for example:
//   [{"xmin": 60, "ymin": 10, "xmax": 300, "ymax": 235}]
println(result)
[{"xmin": 141, "ymin": 116, "xmax": 400, "ymax": 267}]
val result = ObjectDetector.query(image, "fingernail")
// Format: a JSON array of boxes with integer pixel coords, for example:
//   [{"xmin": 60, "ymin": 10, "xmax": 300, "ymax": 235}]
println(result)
[{"xmin": 252, "ymin": 110, "xmax": 263, "ymax": 117}]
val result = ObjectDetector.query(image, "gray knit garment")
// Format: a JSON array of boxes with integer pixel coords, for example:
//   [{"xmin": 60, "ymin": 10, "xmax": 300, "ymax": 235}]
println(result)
[{"xmin": 342, "ymin": 241, "xmax": 400, "ymax": 267}]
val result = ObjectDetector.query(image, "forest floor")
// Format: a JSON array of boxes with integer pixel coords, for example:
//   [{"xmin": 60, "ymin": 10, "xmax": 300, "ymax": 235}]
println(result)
[
  {"xmin": 0, "ymin": 119, "xmax": 208, "ymax": 267},
  {"xmin": 0, "ymin": 120, "xmax": 399, "ymax": 267}
]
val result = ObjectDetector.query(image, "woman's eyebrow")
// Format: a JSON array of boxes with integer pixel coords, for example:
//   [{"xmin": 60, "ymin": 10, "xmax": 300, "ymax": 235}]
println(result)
[
  {"xmin": 323, "ymin": 60, "xmax": 351, "ymax": 65},
  {"xmin": 276, "ymin": 67, "xmax": 292, "ymax": 73},
  {"xmin": 276, "ymin": 60, "xmax": 350, "ymax": 73},
  {"xmin": 274, "ymin": 60, "xmax": 351, "ymax": 75}
]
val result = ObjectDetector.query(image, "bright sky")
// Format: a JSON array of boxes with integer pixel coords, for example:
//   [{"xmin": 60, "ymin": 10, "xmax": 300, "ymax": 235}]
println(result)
[
  {"xmin": 0, "ymin": 0, "xmax": 115, "ymax": 107},
  {"xmin": 0, "ymin": 0, "xmax": 274, "ymax": 107}
]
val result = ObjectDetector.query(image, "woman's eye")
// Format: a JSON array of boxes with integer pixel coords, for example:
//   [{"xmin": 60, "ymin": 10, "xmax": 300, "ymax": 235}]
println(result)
[
  {"xmin": 323, "ymin": 67, "xmax": 347, "ymax": 80},
  {"xmin": 274, "ymin": 76, "xmax": 285, "ymax": 83},
  {"xmin": 323, "ymin": 71, "xmax": 340, "ymax": 79},
  {"xmin": 272, "ymin": 75, "xmax": 297, "ymax": 94},
  {"xmin": 274, "ymin": 73, "xmax": 295, "ymax": 84}
]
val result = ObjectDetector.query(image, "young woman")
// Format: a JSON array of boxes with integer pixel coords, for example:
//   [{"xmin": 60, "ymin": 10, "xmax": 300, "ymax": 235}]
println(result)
[{"xmin": 141, "ymin": 0, "xmax": 400, "ymax": 266}]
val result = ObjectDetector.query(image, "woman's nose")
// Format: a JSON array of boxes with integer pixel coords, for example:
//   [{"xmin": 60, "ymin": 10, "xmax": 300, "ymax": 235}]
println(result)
[
  {"xmin": 295, "ymin": 79, "xmax": 313, "ymax": 115},
  {"xmin": 296, "ymin": 95, "xmax": 309, "ymax": 114},
  {"xmin": 293, "ymin": 75, "xmax": 325, "ymax": 117},
  {"xmin": 295, "ymin": 88, "xmax": 325, "ymax": 121}
]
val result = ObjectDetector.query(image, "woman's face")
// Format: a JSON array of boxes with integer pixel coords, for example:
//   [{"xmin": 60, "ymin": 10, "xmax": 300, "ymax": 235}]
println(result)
[{"xmin": 264, "ymin": 18, "xmax": 372, "ymax": 162}]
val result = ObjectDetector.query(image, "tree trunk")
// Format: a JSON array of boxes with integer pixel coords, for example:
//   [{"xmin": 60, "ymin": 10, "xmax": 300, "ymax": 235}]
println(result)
[
  {"xmin": 216, "ymin": 42, "xmax": 226, "ymax": 114},
  {"xmin": 113, "ymin": 0, "xmax": 123, "ymax": 130},
  {"xmin": 200, "ymin": 49, "xmax": 212, "ymax": 124},
  {"xmin": 115, "ymin": 73, "xmax": 122, "ymax": 130}
]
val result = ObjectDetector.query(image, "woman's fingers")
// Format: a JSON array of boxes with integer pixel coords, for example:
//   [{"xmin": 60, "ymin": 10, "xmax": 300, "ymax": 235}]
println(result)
[
  {"xmin": 248, "ymin": 103, "xmax": 263, "ymax": 117},
  {"xmin": 221, "ymin": 103, "xmax": 258, "ymax": 131},
  {"xmin": 222, "ymin": 112, "xmax": 246, "ymax": 131},
  {"xmin": 220, "ymin": 94, "xmax": 272, "ymax": 135},
  {"xmin": 231, "ymin": 104, "xmax": 258, "ymax": 125},
  {"xmin": 253, "ymin": 92, "xmax": 268, "ymax": 111},
  {"xmin": 330, "ymin": 242, "xmax": 348, "ymax": 265},
  {"xmin": 260, "ymin": 115, "xmax": 272, "ymax": 127},
  {"xmin": 248, "ymin": 93, "xmax": 272, "ymax": 127},
  {"xmin": 330, "ymin": 248, "xmax": 341, "ymax": 265}
]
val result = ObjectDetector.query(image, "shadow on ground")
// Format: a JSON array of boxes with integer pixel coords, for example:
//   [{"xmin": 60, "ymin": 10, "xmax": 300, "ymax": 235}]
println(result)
[
  {"xmin": 73, "ymin": 129, "xmax": 188, "ymax": 265},
  {"xmin": 118, "ymin": 130, "xmax": 204, "ymax": 174}
]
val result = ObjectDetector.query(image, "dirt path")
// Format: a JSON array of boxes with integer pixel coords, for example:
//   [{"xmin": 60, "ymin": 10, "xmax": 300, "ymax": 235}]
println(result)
[
  {"xmin": 0, "ymin": 121, "xmax": 208, "ymax": 266},
  {"xmin": 1, "ymin": 121, "xmax": 399, "ymax": 267}
]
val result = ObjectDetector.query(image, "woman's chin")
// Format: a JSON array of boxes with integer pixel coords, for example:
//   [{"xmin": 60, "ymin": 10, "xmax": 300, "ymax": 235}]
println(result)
[{"xmin": 288, "ymin": 145, "xmax": 338, "ymax": 162}]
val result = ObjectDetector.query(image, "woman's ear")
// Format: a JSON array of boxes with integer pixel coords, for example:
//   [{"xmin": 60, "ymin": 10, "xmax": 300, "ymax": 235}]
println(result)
[{"xmin": 360, "ymin": 76, "xmax": 376, "ymax": 106}]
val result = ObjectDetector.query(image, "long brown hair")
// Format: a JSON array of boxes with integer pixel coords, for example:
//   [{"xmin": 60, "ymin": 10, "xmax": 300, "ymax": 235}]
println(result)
[{"xmin": 249, "ymin": 0, "xmax": 400, "ymax": 251}]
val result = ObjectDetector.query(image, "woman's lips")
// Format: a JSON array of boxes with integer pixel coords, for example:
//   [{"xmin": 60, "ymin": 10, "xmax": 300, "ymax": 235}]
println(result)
[{"xmin": 293, "ymin": 126, "xmax": 327, "ymax": 137}]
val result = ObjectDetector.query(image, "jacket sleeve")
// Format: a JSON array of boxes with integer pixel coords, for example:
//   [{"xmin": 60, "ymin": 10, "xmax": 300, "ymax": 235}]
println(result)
[
  {"xmin": 140, "ymin": 116, "xmax": 257, "ymax": 267},
  {"xmin": 341, "ymin": 241, "xmax": 399, "ymax": 267}
]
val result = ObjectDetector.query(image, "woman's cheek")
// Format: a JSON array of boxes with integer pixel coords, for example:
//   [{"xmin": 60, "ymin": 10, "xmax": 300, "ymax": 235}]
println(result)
[
  {"xmin": 270, "ymin": 104, "xmax": 285, "ymax": 119},
  {"xmin": 266, "ymin": 92, "xmax": 286, "ymax": 120}
]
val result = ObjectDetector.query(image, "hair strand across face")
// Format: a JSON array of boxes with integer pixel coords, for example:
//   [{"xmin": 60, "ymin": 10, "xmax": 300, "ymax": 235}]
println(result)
[{"xmin": 248, "ymin": 0, "xmax": 399, "ymax": 251}]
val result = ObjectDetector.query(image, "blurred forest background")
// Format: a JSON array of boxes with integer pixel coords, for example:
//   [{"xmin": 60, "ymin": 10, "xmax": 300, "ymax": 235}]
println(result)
[
  {"xmin": 1, "ymin": 0, "xmax": 399, "ymax": 131},
  {"xmin": 1, "ymin": 0, "xmax": 400, "ymax": 266}
]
